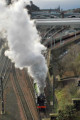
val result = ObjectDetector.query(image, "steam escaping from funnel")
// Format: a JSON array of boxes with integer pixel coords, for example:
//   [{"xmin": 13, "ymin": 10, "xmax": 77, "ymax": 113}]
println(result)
[{"xmin": 0, "ymin": 0, "xmax": 48, "ymax": 95}]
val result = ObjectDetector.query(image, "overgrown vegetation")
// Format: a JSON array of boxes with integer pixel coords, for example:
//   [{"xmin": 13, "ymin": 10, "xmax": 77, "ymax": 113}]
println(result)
[
  {"xmin": 62, "ymin": 44, "xmax": 80, "ymax": 76},
  {"xmin": 55, "ymin": 82, "xmax": 80, "ymax": 110},
  {"xmin": 50, "ymin": 44, "xmax": 80, "ymax": 78},
  {"xmin": 48, "ymin": 44, "xmax": 80, "ymax": 117},
  {"xmin": 56, "ymin": 104, "xmax": 80, "ymax": 120}
]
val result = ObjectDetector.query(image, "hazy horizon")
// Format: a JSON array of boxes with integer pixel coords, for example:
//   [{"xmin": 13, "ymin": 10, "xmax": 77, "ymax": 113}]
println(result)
[{"xmin": 28, "ymin": 0, "xmax": 80, "ymax": 10}]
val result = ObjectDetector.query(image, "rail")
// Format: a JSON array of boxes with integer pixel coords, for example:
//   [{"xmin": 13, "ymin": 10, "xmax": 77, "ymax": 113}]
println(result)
[{"xmin": 12, "ymin": 65, "xmax": 33, "ymax": 120}]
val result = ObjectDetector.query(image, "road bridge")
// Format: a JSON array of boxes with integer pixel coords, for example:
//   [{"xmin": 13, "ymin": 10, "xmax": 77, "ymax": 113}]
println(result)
[
  {"xmin": 35, "ymin": 18, "xmax": 80, "ymax": 50},
  {"xmin": 35, "ymin": 18, "xmax": 80, "ymax": 26}
]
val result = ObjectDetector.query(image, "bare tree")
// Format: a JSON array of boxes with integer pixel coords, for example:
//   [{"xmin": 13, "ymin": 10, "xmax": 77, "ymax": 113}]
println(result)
[{"xmin": 62, "ymin": 44, "xmax": 80, "ymax": 76}]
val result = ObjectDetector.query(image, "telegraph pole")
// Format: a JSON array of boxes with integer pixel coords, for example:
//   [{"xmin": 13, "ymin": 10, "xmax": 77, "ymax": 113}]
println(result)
[
  {"xmin": 0, "ymin": 77, "xmax": 5, "ymax": 114},
  {"xmin": 53, "ymin": 75, "xmax": 55, "ymax": 112}
]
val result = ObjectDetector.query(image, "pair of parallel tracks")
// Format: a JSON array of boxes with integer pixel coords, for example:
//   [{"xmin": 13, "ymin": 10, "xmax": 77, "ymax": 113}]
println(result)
[{"xmin": 12, "ymin": 66, "xmax": 33, "ymax": 120}]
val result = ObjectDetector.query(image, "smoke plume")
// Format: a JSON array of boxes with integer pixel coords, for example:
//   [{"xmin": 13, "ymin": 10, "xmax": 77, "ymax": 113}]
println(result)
[{"xmin": 0, "ymin": 0, "xmax": 48, "ymax": 94}]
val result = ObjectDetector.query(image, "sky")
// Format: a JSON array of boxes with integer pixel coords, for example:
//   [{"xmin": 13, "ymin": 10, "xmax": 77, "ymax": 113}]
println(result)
[{"xmin": 28, "ymin": 0, "xmax": 80, "ymax": 10}]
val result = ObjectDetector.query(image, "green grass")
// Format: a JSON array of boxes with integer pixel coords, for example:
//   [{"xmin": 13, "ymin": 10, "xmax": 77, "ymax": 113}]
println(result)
[{"xmin": 55, "ymin": 87, "xmax": 72, "ymax": 110}]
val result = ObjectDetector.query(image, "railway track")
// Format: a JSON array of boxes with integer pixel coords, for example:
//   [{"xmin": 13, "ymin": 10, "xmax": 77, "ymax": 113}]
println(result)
[
  {"xmin": 3, "ymin": 61, "xmax": 12, "ymax": 90},
  {"xmin": 43, "ymin": 26, "xmax": 68, "ymax": 45},
  {"xmin": 43, "ymin": 30, "xmax": 80, "ymax": 48},
  {"xmin": 0, "ymin": 49, "xmax": 40, "ymax": 120},
  {"xmin": 48, "ymin": 32, "xmax": 80, "ymax": 49},
  {"xmin": 0, "ymin": 43, "xmax": 43, "ymax": 120},
  {"xmin": 12, "ymin": 65, "xmax": 33, "ymax": 120},
  {"xmin": 16, "ymin": 69, "xmax": 40, "ymax": 120},
  {"xmin": 23, "ymin": 69, "xmax": 35, "ymax": 101},
  {"xmin": 0, "ymin": 54, "xmax": 5, "ymax": 73},
  {"xmin": 0, "ymin": 52, "xmax": 12, "ymax": 89}
]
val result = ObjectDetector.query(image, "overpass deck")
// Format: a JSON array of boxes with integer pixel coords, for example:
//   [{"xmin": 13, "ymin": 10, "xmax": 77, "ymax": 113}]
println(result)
[{"xmin": 35, "ymin": 18, "xmax": 80, "ymax": 26}]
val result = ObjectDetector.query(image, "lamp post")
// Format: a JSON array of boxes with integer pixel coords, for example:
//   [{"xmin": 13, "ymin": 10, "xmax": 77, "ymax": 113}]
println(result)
[
  {"xmin": 0, "ymin": 77, "xmax": 5, "ymax": 114},
  {"xmin": 53, "ymin": 75, "xmax": 56, "ymax": 112}
]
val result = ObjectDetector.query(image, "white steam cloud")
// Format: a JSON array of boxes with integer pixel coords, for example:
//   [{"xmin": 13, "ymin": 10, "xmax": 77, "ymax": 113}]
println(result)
[{"xmin": 0, "ymin": 0, "xmax": 48, "ymax": 94}]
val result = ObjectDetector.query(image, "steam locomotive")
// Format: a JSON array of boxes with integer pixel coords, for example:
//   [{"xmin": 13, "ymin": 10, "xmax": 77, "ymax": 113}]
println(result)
[{"xmin": 37, "ymin": 94, "xmax": 46, "ymax": 112}]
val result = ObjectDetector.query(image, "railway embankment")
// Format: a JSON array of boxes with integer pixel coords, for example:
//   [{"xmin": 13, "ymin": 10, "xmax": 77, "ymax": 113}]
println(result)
[{"xmin": 0, "ymin": 40, "xmax": 40, "ymax": 120}]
